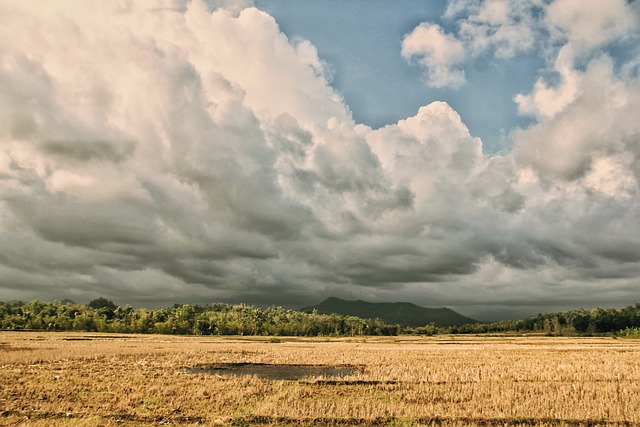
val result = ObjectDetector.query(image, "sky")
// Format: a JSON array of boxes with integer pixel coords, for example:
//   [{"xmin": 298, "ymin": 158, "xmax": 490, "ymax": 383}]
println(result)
[
  {"xmin": 254, "ymin": 0, "xmax": 540, "ymax": 153},
  {"xmin": 1, "ymin": 0, "xmax": 639, "ymax": 321}
]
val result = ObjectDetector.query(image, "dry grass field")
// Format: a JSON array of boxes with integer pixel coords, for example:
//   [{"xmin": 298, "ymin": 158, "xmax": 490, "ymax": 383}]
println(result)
[{"xmin": 1, "ymin": 332, "xmax": 640, "ymax": 426}]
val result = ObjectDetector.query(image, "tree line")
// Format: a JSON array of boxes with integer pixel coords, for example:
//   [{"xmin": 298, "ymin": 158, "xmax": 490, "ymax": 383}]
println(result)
[
  {"xmin": 2, "ymin": 299, "xmax": 640, "ymax": 337},
  {"xmin": 0, "ymin": 298, "xmax": 399, "ymax": 337},
  {"xmin": 434, "ymin": 303, "xmax": 640, "ymax": 336}
]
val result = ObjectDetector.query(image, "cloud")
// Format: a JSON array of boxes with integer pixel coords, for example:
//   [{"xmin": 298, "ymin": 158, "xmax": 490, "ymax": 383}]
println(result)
[
  {"xmin": 405, "ymin": 0, "xmax": 638, "ymax": 94},
  {"xmin": 402, "ymin": 0, "xmax": 543, "ymax": 90},
  {"xmin": 545, "ymin": 0, "xmax": 639, "ymax": 62},
  {"xmin": 515, "ymin": 56, "xmax": 640, "ymax": 181},
  {"xmin": 514, "ymin": 0, "xmax": 639, "ymax": 120},
  {"xmin": 205, "ymin": 0, "xmax": 254, "ymax": 16},
  {"xmin": 445, "ymin": 0, "xmax": 541, "ymax": 59},
  {"xmin": 513, "ymin": 0, "xmax": 640, "ymax": 182},
  {"xmin": 401, "ymin": 23, "xmax": 466, "ymax": 89},
  {"xmin": 1, "ymin": 0, "xmax": 640, "ymax": 319}
]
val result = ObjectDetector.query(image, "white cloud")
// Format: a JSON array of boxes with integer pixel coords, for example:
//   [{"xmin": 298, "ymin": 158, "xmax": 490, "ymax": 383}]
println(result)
[
  {"xmin": 401, "ymin": 23, "xmax": 466, "ymax": 89},
  {"xmin": 446, "ymin": 0, "xmax": 541, "ymax": 58},
  {"xmin": 546, "ymin": 0, "xmax": 638, "ymax": 61},
  {"xmin": 514, "ymin": 64, "xmax": 582, "ymax": 120},
  {"xmin": 513, "ymin": 0, "xmax": 640, "ymax": 185},
  {"xmin": 184, "ymin": 3, "xmax": 352, "ymax": 128},
  {"xmin": 514, "ymin": 0, "xmax": 639, "ymax": 119},
  {"xmin": 403, "ymin": 0, "xmax": 543, "ymax": 90},
  {"xmin": 514, "ymin": 55, "xmax": 640, "ymax": 182}
]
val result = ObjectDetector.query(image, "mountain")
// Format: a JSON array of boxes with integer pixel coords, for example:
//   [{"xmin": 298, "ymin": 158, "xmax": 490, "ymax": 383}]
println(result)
[{"xmin": 301, "ymin": 297, "xmax": 477, "ymax": 327}]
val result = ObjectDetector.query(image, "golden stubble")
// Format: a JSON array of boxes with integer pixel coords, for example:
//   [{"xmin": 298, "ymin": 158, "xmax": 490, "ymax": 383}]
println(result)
[{"xmin": 1, "ymin": 333, "xmax": 639, "ymax": 426}]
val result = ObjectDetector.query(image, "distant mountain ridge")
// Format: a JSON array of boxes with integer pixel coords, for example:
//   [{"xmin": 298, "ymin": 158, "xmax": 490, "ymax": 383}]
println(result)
[{"xmin": 301, "ymin": 297, "xmax": 477, "ymax": 327}]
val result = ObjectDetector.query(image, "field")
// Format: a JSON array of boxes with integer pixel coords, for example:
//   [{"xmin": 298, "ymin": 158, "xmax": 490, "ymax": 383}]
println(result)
[{"xmin": 1, "ymin": 332, "xmax": 640, "ymax": 426}]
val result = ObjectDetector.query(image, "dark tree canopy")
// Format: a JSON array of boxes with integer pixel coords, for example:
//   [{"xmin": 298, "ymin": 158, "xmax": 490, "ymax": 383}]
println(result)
[{"xmin": 88, "ymin": 297, "xmax": 117, "ymax": 311}]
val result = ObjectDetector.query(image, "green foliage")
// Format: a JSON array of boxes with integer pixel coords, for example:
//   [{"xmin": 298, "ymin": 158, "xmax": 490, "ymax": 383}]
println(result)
[
  {"xmin": 88, "ymin": 297, "xmax": 116, "ymax": 310},
  {"xmin": 443, "ymin": 303, "xmax": 640, "ymax": 335},
  {"xmin": 3, "ymin": 299, "xmax": 639, "ymax": 337},
  {"xmin": 0, "ymin": 299, "xmax": 399, "ymax": 337},
  {"xmin": 618, "ymin": 327, "xmax": 640, "ymax": 339}
]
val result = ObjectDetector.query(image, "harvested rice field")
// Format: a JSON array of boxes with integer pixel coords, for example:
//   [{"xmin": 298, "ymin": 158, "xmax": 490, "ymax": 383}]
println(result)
[{"xmin": 1, "ymin": 332, "xmax": 640, "ymax": 426}]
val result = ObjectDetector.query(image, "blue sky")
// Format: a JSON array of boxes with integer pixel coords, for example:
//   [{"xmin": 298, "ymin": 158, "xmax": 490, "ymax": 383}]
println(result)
[
  {"xmin": 1, "ymin": 0, "xmax": 640, "ymax": 320},
  {"xmin": 256, "ymin": 0, "xmax": 539, "ymax": 153}
]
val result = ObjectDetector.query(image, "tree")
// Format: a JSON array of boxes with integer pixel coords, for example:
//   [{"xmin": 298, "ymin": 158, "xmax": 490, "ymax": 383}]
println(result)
[
  {"xmin": 571, "ymin": 312, "xmax": 591, "ymax": 333},
  {"xmin": 88, "ymin": 297, "xmax": 117, "ymax": 311}
]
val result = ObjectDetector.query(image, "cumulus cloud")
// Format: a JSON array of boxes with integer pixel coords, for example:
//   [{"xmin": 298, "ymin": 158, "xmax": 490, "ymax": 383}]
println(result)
[
  {"xmin": 514, "ymin": 0, "xmax": 639, "ymax": 120},
  {"xmin": 445, "ymin": 0, "xmax": 541, "ymax": 58},
  {"xmin": 403, "ymin": 0, "xmax": 544, "ymax": 89},
  {"xmin": 1, "ymin": 0, "xmax": 640, "ymax": 319},
  {"xmin": 513, "ymin": 0, "xmax": 640, "ymax": 180},
  {"xmin": 515, "ymin": 56, "xmax": 640, "ymax": 181},
  {"xmin": 401, "ymin": 23, "xmax": 467, "ymax": 89},
  {"xmin": 545, "ymin": 0, "xmax": 639, "ymax": 62}
]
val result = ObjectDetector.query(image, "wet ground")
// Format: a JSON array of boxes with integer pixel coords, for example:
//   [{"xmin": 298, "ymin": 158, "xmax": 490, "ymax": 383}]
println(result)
[{"xmin": 186, "ymin": 362, "xmax": 362, "ymax": 380}]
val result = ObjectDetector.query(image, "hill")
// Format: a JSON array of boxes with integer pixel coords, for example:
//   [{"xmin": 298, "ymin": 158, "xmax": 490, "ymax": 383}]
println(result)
[{"xmin": 301, "ymin": 297, "xmax": 477, "ymax": 327}]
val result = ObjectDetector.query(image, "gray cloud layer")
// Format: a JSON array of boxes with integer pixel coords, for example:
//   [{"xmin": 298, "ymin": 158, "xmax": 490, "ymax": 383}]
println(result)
[{"xmin": 1, "ymin": 0, "xmax": 639, "ymax": 320}]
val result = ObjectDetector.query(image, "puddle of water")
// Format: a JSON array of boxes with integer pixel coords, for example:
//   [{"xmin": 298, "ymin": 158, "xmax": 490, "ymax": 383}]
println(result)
[
  {"xmin": 61, "ymin": 335, "xmax": 133, "ymax": 341},
  {"xmin": 187, "ymin": 363, "xmax": 362, "ymax": 380},
  {"xmin": 308, "ymin": 379, "xmax": 396, "ymax": 385}
]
